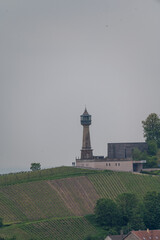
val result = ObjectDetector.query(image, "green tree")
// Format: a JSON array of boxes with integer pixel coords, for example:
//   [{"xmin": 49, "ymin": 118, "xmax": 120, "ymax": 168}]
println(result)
[
  {"xmin": 143, "ymin": 191, "xmax": 160, "ymax": 229},
  {"xmin": 144, "ymin": 155, "xmax": 157, "ymax": 168},
  {"xmin": 132, "ymin": 148, "xmax": 147, "ymax": 161},
  {"xmin": 142, "ymin": 113, "xmax": 160, "ymax": 147},
  {"xmin": 147, "ymin": 140, "xmax": 158, "ymax": 156},
  {"xmin": 30, "ymin": 163, "xmax": 41, "ymax": 171},
  {"xmin": 94, "ymin": 198, "xmax": 120, "ymax": 227},
  {"xmin": 129, "ymin": 203, "xmax": 145, "ymax": 230},
  {"xmin": 116, "ymin": 193, "xmax": 139, "ymax": 226}
]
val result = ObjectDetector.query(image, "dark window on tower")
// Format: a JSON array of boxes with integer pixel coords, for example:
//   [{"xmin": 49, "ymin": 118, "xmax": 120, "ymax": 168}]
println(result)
[{"xmin": 125, "ymin": 148, "xmax": 127, "ymax": 158}]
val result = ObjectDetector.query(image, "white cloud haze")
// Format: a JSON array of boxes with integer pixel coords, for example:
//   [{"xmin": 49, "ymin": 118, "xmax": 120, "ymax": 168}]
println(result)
[{"xmin": 1, "ymin": 0, "xmax": 160, "ymax": 173}]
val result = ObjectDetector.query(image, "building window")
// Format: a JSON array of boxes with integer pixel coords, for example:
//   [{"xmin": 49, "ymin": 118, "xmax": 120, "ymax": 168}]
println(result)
[
  {"xmin": 118, "ymin": 163, "xmax": 120, "ymax": 166},
  {"xmin": 109, "ymin": 163, "xmax": 110, "ymax": 166},
  {"xmin": 106, "ymin": 163, "xmax": 108, "ymax": 166},
  {"xmin": 115, "ymin": 163, "xmax": 117, "ymax": 166}
]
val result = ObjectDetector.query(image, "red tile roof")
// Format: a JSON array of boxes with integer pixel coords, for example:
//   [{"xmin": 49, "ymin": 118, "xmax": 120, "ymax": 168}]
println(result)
[{"xmin": 132, "ymin": 230, "xmax": 160, "ymax": 240}]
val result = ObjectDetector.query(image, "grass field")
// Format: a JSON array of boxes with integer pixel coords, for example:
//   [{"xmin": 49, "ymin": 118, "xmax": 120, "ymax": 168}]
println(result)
[
  {"xmin": 0, "ymin": 167, "xmax": 160, "ymax": 239},
  {"xmin": 0, "ymin": 166, "xmax": 99, "ymax": 187}
]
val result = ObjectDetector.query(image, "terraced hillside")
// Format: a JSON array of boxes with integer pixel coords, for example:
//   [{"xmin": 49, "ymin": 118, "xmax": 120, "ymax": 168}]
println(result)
[
  {"xmin": 89, "ymin": 171, "xmax": 160, "ymax": 200},
  {"xmin": 48, "ymin": 176, "xmax": 99, "ymax": 216},
  {"xmin": 0, "ymin": 167, "xmax": 160, "ymax": 239},
  {"xmin": 0, "ymin": 181, "xmax": 73, "ymax": 223},
  {"xmin": 0, "ymin": 217, "xmax": 99, "ymax": 240}
]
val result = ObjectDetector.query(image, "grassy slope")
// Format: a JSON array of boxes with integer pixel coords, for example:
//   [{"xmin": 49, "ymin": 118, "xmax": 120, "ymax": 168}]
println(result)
[
  {"xmin": 0, "ymin": 167, "xmax": 160, "ymax": 239},
  {"xmin": 0, "ymin": 167, "xmax": 99, "ymax": 187}
]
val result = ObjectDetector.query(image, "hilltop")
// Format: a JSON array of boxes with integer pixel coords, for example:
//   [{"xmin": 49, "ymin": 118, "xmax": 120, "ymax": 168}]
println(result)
[{"xmin": 0, "ymin": 167, "xmax": 160, "ymax": 239}]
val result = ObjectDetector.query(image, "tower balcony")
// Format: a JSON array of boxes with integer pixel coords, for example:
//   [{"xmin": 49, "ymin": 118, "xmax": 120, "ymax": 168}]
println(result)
[{"xmin": 80, "ymin": 115, "xmax": 91, "ymax": 125}]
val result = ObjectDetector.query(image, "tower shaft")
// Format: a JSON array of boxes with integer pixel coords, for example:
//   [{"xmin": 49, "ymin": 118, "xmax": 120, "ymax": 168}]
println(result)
[
  {"xmin": 80, "ymin": 108, "xmax": 93, "ymax": 159},
  {"xmin": 82, "ymin": 125, "xmax": 91, "ymax": 149}
]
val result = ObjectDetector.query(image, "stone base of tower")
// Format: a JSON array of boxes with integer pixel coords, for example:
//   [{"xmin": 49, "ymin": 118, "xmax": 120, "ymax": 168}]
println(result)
[
  {"xmin": 81, "ymin": 149, "xmax": 93, "ymax": 159},
  {"xmin": 75, "ymin": 159, "xmax": 146, "ymax": 173}
]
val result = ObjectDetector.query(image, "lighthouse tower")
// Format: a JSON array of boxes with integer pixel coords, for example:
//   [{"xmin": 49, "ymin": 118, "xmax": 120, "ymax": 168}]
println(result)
[{"xmin": 80, "ymin": 108, "xmax": 93, "ymax": 159}]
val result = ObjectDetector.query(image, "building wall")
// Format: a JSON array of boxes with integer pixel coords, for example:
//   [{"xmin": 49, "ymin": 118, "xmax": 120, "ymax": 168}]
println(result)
[
  {"xmin": 108, "ymin": 142, "xmax": 148, "ymax": 159},
  {"xmin": 105, "ymin": 237, "xmax": 112, "ymax": 240},
  {"xmin": 124, "ymin": 233, "xmax": 139, "ymax": 240},
  {"xmin": 76, "ymin": 160, "xmax": 133, "ymax": 172},
  {"xmin": 133, "ymin": 162, "xmax": 143, "ymax": 172}
]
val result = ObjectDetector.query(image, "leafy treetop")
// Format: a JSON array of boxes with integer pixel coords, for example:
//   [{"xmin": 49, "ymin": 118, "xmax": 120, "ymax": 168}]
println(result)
[
  {"xmin": 94, "ymin": 191, "xmax": 160, "ymax": 233},
  {"xmin": 142, "ymin": 113, "xmax": 160, "ymax": 147},
  {"xmin": 30, "ymin": 163, "xmax": 41, "ymax": 171}
]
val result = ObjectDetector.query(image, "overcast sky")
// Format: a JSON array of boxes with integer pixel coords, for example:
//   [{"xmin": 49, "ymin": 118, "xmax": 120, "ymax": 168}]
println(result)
[{"xmin": 1, "ymin": 0, "xmax": 160, "ymax": 174}]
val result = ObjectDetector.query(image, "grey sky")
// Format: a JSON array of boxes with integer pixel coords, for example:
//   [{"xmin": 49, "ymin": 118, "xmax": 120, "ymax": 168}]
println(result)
[{"xmin": 1, "ymin": 0, "xmax": 160, "ymax": 173}]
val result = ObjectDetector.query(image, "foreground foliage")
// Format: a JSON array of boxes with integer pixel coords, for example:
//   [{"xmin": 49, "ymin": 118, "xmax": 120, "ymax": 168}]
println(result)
[
  {"xmin": 95, "ymin": 199, "xmax": 119, "ymax": 227},
  {"xmin": 143, "ymin": 191, "xmax": 160, "ymax": 229},
  {"xmin": 94, "ymin": 192, "xmax": 160, "ymax": 233}
]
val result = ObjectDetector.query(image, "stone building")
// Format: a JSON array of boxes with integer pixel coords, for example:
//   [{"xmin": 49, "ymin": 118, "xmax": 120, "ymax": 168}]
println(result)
[
  {"xmin": 105, "ymin": 234, "xmax": 126, "ymax": 240},
  {"xmin": 76, "ymin": 109, "xmax": 146, "ymax": 172},
  {"xmin": 108, "ymin": 142, "xmax": 148, "ymax": 159}
]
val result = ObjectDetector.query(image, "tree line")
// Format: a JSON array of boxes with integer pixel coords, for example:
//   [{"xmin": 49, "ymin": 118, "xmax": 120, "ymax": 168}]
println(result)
[
  {"xmin": 95, "ymin": 191, "xmax": 160, "ymax": 233},
  {"xmin": 85, "ymin": 191, "xmax": 160, "ymax": 240},
  {"xmin": 132, "ymin": 113, "xmax": 160, "ymax": 168}
]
